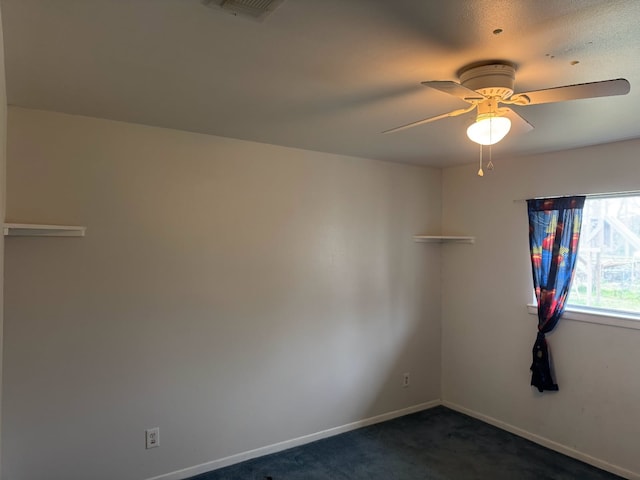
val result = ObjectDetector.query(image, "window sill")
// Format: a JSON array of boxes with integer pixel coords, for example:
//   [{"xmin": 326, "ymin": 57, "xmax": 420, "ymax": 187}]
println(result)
[{"xmin": 526, "ymin": 304, "xmax": 640, "ymax": 331}]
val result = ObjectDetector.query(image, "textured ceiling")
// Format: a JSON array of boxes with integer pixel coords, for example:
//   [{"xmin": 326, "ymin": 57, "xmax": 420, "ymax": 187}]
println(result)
[{"xmin": 2, "ymin": 0, "xmax": 639, "ymax": 167}]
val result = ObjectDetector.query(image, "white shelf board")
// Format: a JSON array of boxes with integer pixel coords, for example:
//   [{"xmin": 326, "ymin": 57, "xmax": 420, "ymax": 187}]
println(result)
[
  {"xmin": 4, "ymin": 223, "xmax": 86, "ymax": 237},
  {"xmin": 413, "ymin": 235, "xmax": 475, "ymax": 244}
]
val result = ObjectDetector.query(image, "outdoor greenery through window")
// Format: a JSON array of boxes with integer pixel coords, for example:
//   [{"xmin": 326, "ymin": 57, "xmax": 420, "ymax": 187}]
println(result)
[{"xmin": 568, "ymin": 194, "xmax": 640, "ymax": 316}]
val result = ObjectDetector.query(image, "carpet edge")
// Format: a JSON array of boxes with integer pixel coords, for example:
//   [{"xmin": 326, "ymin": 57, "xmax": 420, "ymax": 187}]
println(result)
[
  {"xmin": 144, "ymin": 399, "xmax": 442, "ymax": 480},
  {"xmin": 442, "ymin": 400, "xmax": 639, "ymax": 480}
]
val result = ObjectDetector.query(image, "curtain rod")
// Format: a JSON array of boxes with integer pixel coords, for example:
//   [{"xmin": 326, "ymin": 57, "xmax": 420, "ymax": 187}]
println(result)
[{"xmin": 513, "ymin": 190, "xmax": 640, "ymax": 203}]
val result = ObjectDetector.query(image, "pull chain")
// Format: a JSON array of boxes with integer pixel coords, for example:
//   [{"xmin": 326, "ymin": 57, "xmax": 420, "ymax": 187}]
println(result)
[
  {"xmin": 488, "ymin": 143, "xmax": 494, "ymax": 171},
  {"xmin": 477, "ymin": 144, "xmax": 484, "ymax": 177}
]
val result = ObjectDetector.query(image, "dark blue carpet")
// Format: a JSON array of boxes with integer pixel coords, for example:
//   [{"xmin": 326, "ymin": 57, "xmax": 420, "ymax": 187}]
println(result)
[{"xmin": 188, "ymin": 406, "xmax": 622, "ymax": 480}]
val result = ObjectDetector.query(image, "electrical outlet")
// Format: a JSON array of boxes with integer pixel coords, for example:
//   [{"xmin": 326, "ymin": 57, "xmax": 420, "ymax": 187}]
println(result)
[
  {"xmin": 145, "ymin": 427, "xmax": 160, "ymax": 449},
  {"xmin": 402, "ymin": 372, "xmax": 410, "ymax": 388}
]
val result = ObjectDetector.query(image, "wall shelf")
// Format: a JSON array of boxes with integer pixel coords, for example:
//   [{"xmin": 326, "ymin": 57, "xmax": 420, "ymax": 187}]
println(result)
[
  {"xmin": 4, "ymin": 223, "xmax": 86, "ymax": 237},
  {"xmin": 413, "ymin": 235, "xmax": 475, "ymax": 244}
]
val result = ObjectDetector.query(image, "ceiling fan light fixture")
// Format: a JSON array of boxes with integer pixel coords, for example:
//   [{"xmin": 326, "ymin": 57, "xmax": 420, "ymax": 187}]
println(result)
[{"xmin": 466, "ymin": 115, "xmax": 511, "ymax": 145}]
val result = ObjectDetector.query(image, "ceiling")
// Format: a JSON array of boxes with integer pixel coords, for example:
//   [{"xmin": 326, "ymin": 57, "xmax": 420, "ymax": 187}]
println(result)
[{"xmin": 2, "ymin": 0, "xmax": 639, "ymax": 167}]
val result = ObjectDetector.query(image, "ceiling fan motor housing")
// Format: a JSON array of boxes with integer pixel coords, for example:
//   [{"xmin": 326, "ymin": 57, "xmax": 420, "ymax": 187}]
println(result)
[{"xmin": 460, "ymin": 63, "xmax": 516, "ymax": 99}]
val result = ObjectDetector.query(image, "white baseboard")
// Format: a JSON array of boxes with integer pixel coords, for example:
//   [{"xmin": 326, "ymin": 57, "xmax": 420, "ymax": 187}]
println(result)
[
  {"xmin": 442, "ymin": 400, "xmax": 639, "ymax": 480},
  {"xmin": 147, "ymin": 399, "xmax": 638, "ymax": 480},
  {"xmin": 145, "ymin": 400, "xmax": 441, "ymax": 480}
]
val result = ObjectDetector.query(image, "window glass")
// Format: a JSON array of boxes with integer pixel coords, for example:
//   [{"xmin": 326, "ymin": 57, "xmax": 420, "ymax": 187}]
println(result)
[{"xmin": 568, "ymin": 195, "xmax": 640, "ymax": 315}]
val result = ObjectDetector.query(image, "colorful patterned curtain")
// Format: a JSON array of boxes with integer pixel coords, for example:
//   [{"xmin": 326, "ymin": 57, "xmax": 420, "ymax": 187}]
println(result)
[{"xmin": 527, "ymin": 196, "xmax": 585, "ymax": 392}]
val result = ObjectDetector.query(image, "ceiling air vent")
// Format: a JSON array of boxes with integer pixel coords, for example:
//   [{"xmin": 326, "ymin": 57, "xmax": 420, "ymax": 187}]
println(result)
[{"xmin": 202, "ymin": 0, "xmax": 286, "ymax": 21}]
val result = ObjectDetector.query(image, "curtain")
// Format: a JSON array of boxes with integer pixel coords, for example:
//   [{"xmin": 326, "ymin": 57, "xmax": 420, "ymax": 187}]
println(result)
[{"xmin": 527, "ymin": 196, "xmax": 585, "ymax": 392}]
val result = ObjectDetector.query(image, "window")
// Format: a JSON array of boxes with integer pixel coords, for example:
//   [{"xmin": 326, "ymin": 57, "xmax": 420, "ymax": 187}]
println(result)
[{"xmin": 567, "ymin": 194, "xmax": 640, "ymax": 317}]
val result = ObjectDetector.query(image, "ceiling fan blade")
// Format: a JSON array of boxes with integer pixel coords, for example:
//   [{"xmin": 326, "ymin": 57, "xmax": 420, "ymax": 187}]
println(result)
[
  {"xmin": 498, "ymin": 107, "xmax": 534, "ymax": 135},
  {"xmin": 510, "ymin": 78, "xmax": 630, "ymax": 106},
  {"xmin": 421, "ymin": 81, "xmax": 486, "ymax": 102},
  {"xmin": 382, "ymin": 105, "xmax": 476, "ymax": 134}
]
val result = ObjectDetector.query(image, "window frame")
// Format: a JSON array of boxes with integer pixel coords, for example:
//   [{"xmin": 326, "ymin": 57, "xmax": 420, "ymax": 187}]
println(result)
[
  {"xmin": 527, "ymin": 303, "xmax": 640, "ymax": 331},
  {"xmin": 527, "ymin": 191, "xmax": 640, "ymax": 330}
]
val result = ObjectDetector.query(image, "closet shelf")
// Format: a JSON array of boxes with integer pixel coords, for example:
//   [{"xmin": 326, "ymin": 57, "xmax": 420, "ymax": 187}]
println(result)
[
  {"xmin": 4, "ymin": 223, "xmax": 86, "ymax": 237},
  {"xmin": 413, "ymin": 235, "xmax": 475, "ymax": 244}
]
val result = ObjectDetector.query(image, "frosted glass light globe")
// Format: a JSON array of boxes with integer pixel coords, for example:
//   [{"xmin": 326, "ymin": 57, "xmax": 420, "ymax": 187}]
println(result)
[{"xmin": 467, "ymin": 116, "xmax": 511, "ymax": 145}]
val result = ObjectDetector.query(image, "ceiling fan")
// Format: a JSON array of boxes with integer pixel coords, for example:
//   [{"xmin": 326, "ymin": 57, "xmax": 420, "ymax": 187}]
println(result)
[{"xmin": 383, "ymin": 61, "xmax": 630, "ymax": 146}]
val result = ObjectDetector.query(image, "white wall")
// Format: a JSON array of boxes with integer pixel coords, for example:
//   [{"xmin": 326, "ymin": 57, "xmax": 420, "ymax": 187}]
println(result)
[
  {"xmin": 0, "ymin": 4, "xmax": 7, "ymax": 474},
  {"xmin": 441, "ymin": 139, "xmax": 640, "ymax": 477},
  {"xmin": 2, "ymin": 107, "xmax": 442, "ymax": 480}
]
